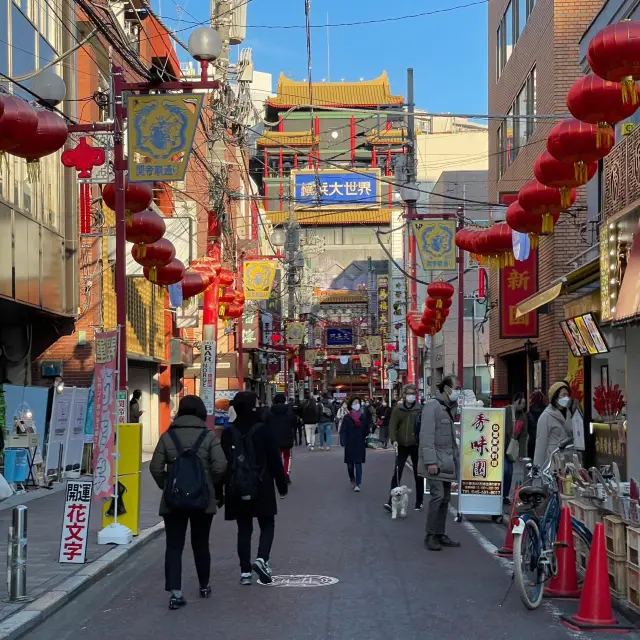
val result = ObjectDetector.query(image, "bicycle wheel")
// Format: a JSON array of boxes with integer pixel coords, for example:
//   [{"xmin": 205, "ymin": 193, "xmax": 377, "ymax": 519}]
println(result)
[{"xmin": 513, "ymin": 518, "xmax": 545, "ymax": 610}]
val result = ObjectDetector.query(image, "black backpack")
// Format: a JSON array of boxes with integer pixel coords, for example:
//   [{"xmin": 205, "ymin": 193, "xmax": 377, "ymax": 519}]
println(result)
[
  {"xmin": 164, "ymin": 429, "xmax": 210, "ymax": 511},
  {"xmin": 228, "ymin": 424, "xmax": 263, "ymax": 501},
  {"xmin": 321, "ymin": 402, "xmax": 333, "ymax": 420}
]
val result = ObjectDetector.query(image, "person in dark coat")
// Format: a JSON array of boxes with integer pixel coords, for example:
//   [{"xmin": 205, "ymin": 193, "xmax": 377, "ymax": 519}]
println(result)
[
  {"xmin": 339, "ymin": 395, "xmax": 371, "ymax": 492},
  {"xmin": 220, "ymin": 391, "xmax": 288, "ymax": 586},
  {"xmin": 266, "ymin": 393, "xmax": 296, "ymax": 484},
  {"xmin": 527, "ymin": 391, "xmax": 546, "ymax": 460},
  {"xmin": 149, "ymin": 395, "xmax": 228, "ymax": 610},
  {"xmin": 302, "ymin": 395, "xmax": 321, "ymax": 450}
]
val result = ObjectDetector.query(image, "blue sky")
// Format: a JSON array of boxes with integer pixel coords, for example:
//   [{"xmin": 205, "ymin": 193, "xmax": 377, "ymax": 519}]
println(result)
[{"xmin": 156, "ymin": 0, "xmax": 488, "ymax": 115}]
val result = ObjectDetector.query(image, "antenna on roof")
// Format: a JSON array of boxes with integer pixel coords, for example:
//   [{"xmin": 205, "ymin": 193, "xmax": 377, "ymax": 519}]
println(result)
[{"xmin": 326, "ymin": 12, "xmax": 331, "ymax": 82}]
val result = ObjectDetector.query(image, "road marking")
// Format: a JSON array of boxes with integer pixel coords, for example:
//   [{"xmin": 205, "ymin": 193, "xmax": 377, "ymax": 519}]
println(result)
[{"xmin": 258, "ymin": 575, "xmax": 339, "ymax": 587}]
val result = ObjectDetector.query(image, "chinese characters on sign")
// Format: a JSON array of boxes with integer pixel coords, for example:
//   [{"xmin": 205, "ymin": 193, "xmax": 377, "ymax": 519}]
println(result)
[
  {"xmin": 200, "ymin": 340, "xmax": 216, "ymax": 415},
  {"xmin": 365, "ymin": 336, "xmax": 382, "ymax": 354},
  {"xmin": 59, "ymin": 480, "xmax": 92, "ymax": 564},
  {"xmin": 592, "ymin": 422, "xmax": 627, "ymax": 480},
  {"xmin": 293, "ymin": 170, "xmax": 379, "ymax": 206},
  {"xmin": 499, "ymin": 248, "xmax": 538, "ymax": 338},
  {"xmin": 127, "ymin": 94, "xmax": 204, "ymax": 182},
  {"xmin": 326, "ymin": 327, "xmax": 354, "ymax": 347},
  {"xmin": 286, "ymin": 322, "xmax": 305, "ymax": 346},
  {"xmin": 377, "ymin": 275, "xmax": 389, "ymax": 337},
  {"xmin": 243, "ymin": 260, "xmax": 278, "ymax": 301},
  {"xmin": 93, "ymin": 331, "xmax": 118, "ymax": 501},
  {"xmin": 412, "ymin": 220, "xmax": 456, "ymax": 270}
]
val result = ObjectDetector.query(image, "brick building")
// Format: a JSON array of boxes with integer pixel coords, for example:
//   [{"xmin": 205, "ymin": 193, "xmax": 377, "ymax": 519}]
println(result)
[{"xmin": 487, "ymin": 0, "xmax": 604, "ymax": 400}]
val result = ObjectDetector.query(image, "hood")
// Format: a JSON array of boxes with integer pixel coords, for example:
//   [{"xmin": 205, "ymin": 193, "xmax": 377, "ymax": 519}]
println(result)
[
  {"xmin": 270, "ymin": 404, "xmax": 291, "ymax": 418},
  {"xmin": 170, "ymin": 415, "xmax": 207, "ymax": 430}
]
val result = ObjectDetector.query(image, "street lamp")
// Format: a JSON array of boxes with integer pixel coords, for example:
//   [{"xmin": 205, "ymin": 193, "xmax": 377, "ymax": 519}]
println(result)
[
  {"xmin": 524, "ymin": 339, "xmax": 534, "ymax": 407},
  {"xmin": 187, "ymin": 27, "xmax": 223, "ymax": 81},
  {"xmin": 484, "ymin": 351, "xmax": 491, "ymax": 367},
  {"xmin": 31, "ymin": 70, "xmax": 66, "ymax": 107},
  {"xmin": 270, "ymin": 228, "xmax": 286, "ymax": 247}
]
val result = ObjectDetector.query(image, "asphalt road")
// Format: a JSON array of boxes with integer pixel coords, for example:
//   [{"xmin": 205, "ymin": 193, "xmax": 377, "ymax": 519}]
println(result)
[{"xmin": 35, "ymin": 445, "xmax": 638, "ymax": 640}]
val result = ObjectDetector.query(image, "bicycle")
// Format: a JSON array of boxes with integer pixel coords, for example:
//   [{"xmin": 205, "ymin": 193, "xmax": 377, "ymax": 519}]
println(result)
[{"xmin": 512, "ymin": 441, "xmax": 593, "ymax": 610}]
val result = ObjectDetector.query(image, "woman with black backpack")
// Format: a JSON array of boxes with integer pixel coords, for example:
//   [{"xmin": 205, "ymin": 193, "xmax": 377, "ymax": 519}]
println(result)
[
  {"xmin": 220, "ymin": 391, "xmax": 288, "ymax": 586},
  {"xmin": 149, "ymin": 395, "xmax": 228, "ymax": 610}
]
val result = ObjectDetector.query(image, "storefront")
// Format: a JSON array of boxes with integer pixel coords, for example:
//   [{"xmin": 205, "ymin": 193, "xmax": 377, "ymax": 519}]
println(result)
[{"xmin": 127, "ymin": 361, "xmax": 160, "ymax": 453}]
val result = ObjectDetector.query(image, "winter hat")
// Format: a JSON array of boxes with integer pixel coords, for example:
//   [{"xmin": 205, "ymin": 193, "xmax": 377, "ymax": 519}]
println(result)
[
  {"xmin": 273, "ymin": 393, "xmax": 286, "ymax": 405},
  {"xmin": 176, "ymin": 395, "xmax": 207, "ymax": 422},
  {"xmin": 548, "ymin": 381, "xmax": 570, "ymax": 403},
  {"xmin": 403, "ymin": 384, "xmax": 417, "ymax": 395}
]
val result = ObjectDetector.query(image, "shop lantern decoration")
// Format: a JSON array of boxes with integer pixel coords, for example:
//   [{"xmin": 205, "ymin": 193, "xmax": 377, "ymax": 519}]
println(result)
[
  {"xmin": 12, "ymin": 109, "xmax": 68, "ymax": 181},
  {"xmin": 234, "ymin": 290, "xmax": 245, "ymax": 305},
  {"xmin": 0, "ymin": 96, "xmax": 38, "ymax": 160},
  {"xmin": 180, "ymin": 271, "xmax": 210, "ymax": 300},
  {"xmin": 533, "ymin": 151, "xmax": 597, "ymax": 208},
  {"xmin": 374, "ymin": 359, "xmax": 381, "ymax": 368},
  {"xmin": 518, "ymin": 179, "xmax": 572, "ymax": 235},
  {"xmin": 102, "ymin": 180, "xmax": 153, "ymax": 216},
  {"xmin": 426, "ymin": 297, "xmax": 452, "ymax": 311},
  {"xmin": 406, "ymin": 310, "xmax": 424, "ymax": 333},
  {"xmin": 546, "ymin": 119, "xmax": 614, "ymax": 184},
  {"xmin": 124, "ymin": 209, "xmax": 166, "ymax": 256},
  {"xmin": 566, "ymin": 74, "xmax": 639, "ymax": 146},
  {"xmin": 218, "ymin": 268, "xmax": 235, "ymax": 287},
  {"xmin": 593, "ymin": 383, "xmax": 626, "ymax": 422},
  {"xmin": 144, "ymin": 258, "xmax": 185, "ymax": 286},
  {"xmin": 218, "ymin": 287, "xmax": 236, "ymax": 304},
  {"xmin": 485, "ymin": 223, "xmax": 515, "ymax": 268},
  {"xmin": 386, "ymin": 344, "xmax": 395, "ymax": 352},
  {"xmin": 427, "ymin": 281, "xmax": 455, "ymax": 306},
  {"xmin": 587, "ymin": 21, "xmax": 640, "ymax": 105},
  {"xmin": 359, "ymin": 374, "xmax": 368, "ymax": 381},
  {"xmin": 271, "ymin": 332, "xmax": 282, "ymax": 344},
  {"xmin": 132, "ymin": 238, "xmax": 176, "ymax": 280},
  {"xmin": 505, "ymin": 199, "xmax": 550, "ymax": 249},
  {"xmin": 221, "ymin": 302, "xmax": 243, "ymax": 320}
]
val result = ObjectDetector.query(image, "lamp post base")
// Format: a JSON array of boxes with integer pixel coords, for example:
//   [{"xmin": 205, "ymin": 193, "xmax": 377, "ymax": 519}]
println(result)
[{"xmin": 97, "ymin": 522, "xmax": 133, "ymax": 546}]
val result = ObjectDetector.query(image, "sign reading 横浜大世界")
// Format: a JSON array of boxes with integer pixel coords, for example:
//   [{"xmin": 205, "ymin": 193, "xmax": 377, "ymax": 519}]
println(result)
[{"xmin": 292, "ymin": 170, "xmax": 380, "ymax": 207}]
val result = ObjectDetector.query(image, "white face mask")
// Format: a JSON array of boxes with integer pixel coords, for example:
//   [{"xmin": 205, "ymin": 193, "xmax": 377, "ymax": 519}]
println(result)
[
  {"xmin": 352, "ymin": 403, "xmax": 361, "ymax": 412},
  {"xmin": 228, "ymin": 406, "xmax": 237, "ymax": 422},
  {"xmin": 405, "ymin": 395, "xmax": 416, "ymax": 404},
  {"xmin": 448, "ymin": 389, "xmax": 461, "ymax": 402},
  {"xmin": 558, "ymin": 396, "xmax": 571, "ymax": 408}
]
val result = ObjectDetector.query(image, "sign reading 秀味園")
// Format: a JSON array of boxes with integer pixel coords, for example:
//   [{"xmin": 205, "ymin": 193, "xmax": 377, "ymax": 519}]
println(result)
[
  {"xmin": 459, "ymin": 407, "xmax": 505, "ymax": 517},
  {"xmin": 499, "ymin": 248, "xmax": 538, "ymax": 338}
]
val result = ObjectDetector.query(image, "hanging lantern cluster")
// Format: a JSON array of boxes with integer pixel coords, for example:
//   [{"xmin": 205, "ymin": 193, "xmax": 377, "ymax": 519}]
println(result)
[
  {"xmin": 454, "ymin": 223, "xmax": 514, "ymax": 268},
  {"xmin": 407, "ymin": 281, "xmax": 454, "ymax": 337},
  {"xmin": 217, "ymin": 272, "xmax": 245, "ymax": 321},
  {"xmin": 0, "ymin": 95, "xmax": 68, "ymax": 181}
]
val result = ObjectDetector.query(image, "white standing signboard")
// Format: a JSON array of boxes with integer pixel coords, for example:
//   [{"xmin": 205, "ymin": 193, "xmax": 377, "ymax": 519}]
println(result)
[
  {"xmin": 59, "ymin": 480, "xmax": 93, "ymax": 564},
  {"xmin": 201, "ymin": 340, "xmax": 216, "ymax": 414}
]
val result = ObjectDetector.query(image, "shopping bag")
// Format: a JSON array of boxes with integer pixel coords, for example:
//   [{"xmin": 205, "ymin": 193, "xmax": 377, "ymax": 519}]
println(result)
[{"xmin": 0, "ymin": 473, "xmax": 14, "ymax": 499}]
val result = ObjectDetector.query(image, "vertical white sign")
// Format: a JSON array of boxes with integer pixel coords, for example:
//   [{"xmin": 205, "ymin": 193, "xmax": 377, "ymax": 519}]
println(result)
[
  {"xmin": 59, "ymin": 480, "xmax": 93, "ymax": 564},
  {"xmin": 201, "ymin": 340, "xmax": 217, "ymax": 415}
]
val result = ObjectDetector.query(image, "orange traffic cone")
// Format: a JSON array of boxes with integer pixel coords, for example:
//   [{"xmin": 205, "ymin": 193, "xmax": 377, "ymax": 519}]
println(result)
[
  {"xmin": 561, "ymin": 523, "xmax": 633, "ymax": 631},
  {"xmin": 545, "ymin": 506, "xmax": 580, "ymax": 599},
  {"xmin": 496, "ymin": 483, "xmax": 520, "ymax": 557}
]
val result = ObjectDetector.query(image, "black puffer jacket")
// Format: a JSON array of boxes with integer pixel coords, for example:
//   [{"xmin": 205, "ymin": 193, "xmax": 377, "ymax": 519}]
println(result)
[{"xmin": 266, "ymin": 404, "xmax": 297, "ymax": 449}]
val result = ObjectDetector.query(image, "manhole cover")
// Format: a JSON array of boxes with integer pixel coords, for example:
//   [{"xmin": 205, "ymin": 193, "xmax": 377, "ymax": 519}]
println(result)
[{"xmin": 259, "ymin": 575, "xmax": 339, "ymax": 587}]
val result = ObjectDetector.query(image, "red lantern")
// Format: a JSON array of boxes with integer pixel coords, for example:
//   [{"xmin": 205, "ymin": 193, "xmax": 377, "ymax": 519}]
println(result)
[
  {"xmin": 102, "ymin": 180, "xmax": 153, "ymax": 214},
  {"xmin": 534, "ymin": 151, "xmax": 597, "ymax": 208},
  {"xmin": 360, "ymin": 374, "xmax": 368, "ymax": 381},
  {"xmin": 0, "ymin": 96, "xmax": 38, "ymax": 154},
  {"xmin": 235, "ymin": 290, "xmax": 245, "ymax": 305},
  {"xmin": 546, "ymin": 119, "xmax": 613, "ymax": 183},
  {"xmin": 125, "ymin": 208, "xmax": 166, "ymax": 247},
  {"xmin": 518, "ymin": 180, "xmax": 572, "ymax": 235},
  {"xmin": 271, "ymin": 333, "xmax": 282, "ymax": 344},
  {"xmin": 219, "ymin": 269, "xmax": 235, "ymax": 287},
  {"xmin": 144, "ymin": 258, "xmax": 185, "ymax": 286},
  {"xmin": 132, "ymin": 238, "xmax": 175, "ymax": 270},
  {"xmin": 190, "ymin": 256, "xmax": 222, "ymax": 279},
  {"xmin": 219, "ymin": 288, "xmax": 236, "ymax": 304},
  {"xmin": 455, "ymin": 228, "xmax": 476, "ymax": 252},
  {"xmin": 587, "ymin": 21, "xmax": 640, "ymax": 105},
  {"xmin": 224, "ymin": 303, "xmax": 243, "ymax": 320},
  {"xmin": 422, "ymin": 308, "xmax": 440, "ymax": 325},
  {"xmin": 12, "ymin": 110, "xmax": 68, "ymax": 180},
  {"xmin": 427, "ymin": 281, "xmax": 455, "ymax": 304},
  {"xmin": 506, "ymin": 199, "xmax": 547, "ymax": 249},
  {"xmin": 567, "ymin": 74, "xmax": 638, "ymax": 146},
  {"xmin": 386, "ymin": 344, "xmax": 395, "ymax": 352},
  {"xmin": 374, "ymin": 359, "xmax": 381, "ymax": 367},
  {"xmin": 426, "ymin": 297, "xmax": 452, "ymax": 311},
  {"xmin": 485, "ymin": 223, "xmax": 515, "ymax": 268},
  {"xmin": 180, "ymin": 272, "xmax": 210, "ymax": 299}
]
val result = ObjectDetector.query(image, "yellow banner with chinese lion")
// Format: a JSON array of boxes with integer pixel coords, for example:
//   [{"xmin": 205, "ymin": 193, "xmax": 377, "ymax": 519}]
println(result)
[
  {"xmin": 286, "ymin": 322, "xmax": 305, "ymax": 345},
  {"xmin": 412, "ymin": 220, "xmax": 456, "ymax": 271},
  {"xmin": 305, "ymin": 349, "xmax": 317, "ymax": 365},
  {"xmin": 460, "ymin": 407, "xmax": 505, "ymax": 497},
  {"xmin": 359, "ymin": 354, "xmax": 372, "ymax": 368},
  {"xmin": 244, "ymin": 260, "xmax": 278, "ymax": 301},
  {"xmin": 365, "ymin": 336, "xmax": 382, "ymax": 354}
]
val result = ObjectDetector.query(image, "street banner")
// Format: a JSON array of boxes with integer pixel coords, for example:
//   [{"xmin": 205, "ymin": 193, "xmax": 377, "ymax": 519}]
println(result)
[
  {"xmin": 412, "ymin": 220, "xmax": 456, "ymax": 271},
  {"xmin": 365, "ymin": 336, "xmax": 382, "ymax": 353},
  {"xmin": 305, "ymin": 349, "xmax": 317, "ymax": 365},
  {"xmin": 59, "ymin": 480, "xmax": 93, "ymax": 564},
  {"xmin": 243, "ymin": 260, "xmax": 278, "ymax": 301},
  {"xmin": 499, "ymin": 247, "xmax": 538, "ymax": 338},
  {"xmin": 458, "ymin": 407, "xmax": 505, "ymax": 517},
  {"xmin": 200, "ymin": 340, "xmax": 216, "ymax": 415},
  {"xmin": 377, "ymin": 275, "xmax": 390, "ymax": 336},
  {"xmin": 127, "ymin": 93, "xmax": 203, "ymax": 182},
  {"xmin": 360, "ymin": 354, "xmax": 372, "ymax": 368},
  {"xmin": 286, "ymin": 322, "xmax": 305, "ymax": 346},
  {"xmin": 93, "ymin": 330, "xmax": 118, "ymax": 502}
]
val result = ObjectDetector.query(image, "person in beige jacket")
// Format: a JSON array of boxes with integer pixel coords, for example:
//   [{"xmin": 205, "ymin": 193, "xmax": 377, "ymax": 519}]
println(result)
[{"xmin": 533, "ymin": 381, "xmax": 574, "ymax": 468}]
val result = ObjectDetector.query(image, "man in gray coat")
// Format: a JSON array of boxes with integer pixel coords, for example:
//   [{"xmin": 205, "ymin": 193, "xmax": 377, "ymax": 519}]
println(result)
[{"xmin": 418, "ymin": 375, "xmax": 461, "ymax": 551}]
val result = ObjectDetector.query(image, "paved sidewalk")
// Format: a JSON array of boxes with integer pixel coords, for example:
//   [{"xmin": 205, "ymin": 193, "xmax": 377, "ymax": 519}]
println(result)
[{"xmin": 0, "ymin": 463, "xmax": 162, "ymax": 626}]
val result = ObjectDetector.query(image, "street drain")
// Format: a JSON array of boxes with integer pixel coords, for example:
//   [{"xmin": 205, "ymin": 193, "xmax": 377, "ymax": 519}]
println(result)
[{"xmin": 258, "ymin": 575, "xmax": 339, "ymax": 587}]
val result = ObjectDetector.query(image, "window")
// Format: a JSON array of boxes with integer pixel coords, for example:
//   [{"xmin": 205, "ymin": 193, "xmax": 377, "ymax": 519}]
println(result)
[
  {"xmin": 463, "ymin": 298, "xmax": 488, "ymax": 319},
  {"xmin": 505, "ymin": 2, "xmax": 513, "ymax": 64},
  {"xmin": 496, "ymin": 0, "xmax": 536, "ymax": 77},
  {"xmin": 11, "ymin": 5, "xmax": 36, "ymax": 100}
]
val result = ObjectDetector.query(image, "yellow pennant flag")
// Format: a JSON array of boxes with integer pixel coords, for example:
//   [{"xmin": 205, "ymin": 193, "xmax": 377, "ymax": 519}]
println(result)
[
  {"xmin": 286, "ymin": 322, "xmax": 305, "ymax": 345},
  {"xmin": 412, "ymin": 219, "xmax": 456, "ymax": 271},
  {"xmin": 365, "ymin": 336, "xmax": 382, "ymax": 353},
  {"xmin": 305, "ymin": 349, "xmax": 317, "ymax": 365},
  {"xmin": 359, "ymin": 354, "xmax": 372, "ymax": 368},
  {"xmin": 244, "ymin": 260, "xmax": 278, "ymax": 300}
]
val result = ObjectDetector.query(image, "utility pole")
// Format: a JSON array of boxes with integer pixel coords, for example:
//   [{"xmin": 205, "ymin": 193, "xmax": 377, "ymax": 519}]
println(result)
[{"xmin": 285, "ymin": 187, "xmax": 300, "ymax": 401}]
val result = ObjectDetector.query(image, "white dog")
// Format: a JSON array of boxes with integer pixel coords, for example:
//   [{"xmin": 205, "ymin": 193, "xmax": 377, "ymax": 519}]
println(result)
[{"xmin": 390, "ymin": 485, "xmax": 412, "ymax": 520}]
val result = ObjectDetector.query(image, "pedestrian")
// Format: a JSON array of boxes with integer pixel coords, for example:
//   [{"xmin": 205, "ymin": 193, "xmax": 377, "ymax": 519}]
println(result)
[
  {"xmin": 533, "ymin": 381, "xmax": 574, "ymax": 468},
  {"xmin": 318, "ymin": 392, "xmax": 336, "ymax": 450},
  {"xmin": 302, "ymin": 395, "xmax": 320, "ymax": 451},
  {"xmin": 149, "ymin": 395, "xmax": 228, "ymax": 610},
  {"xmin": 336, "ymin": 399, "xmax": 348, "ymax": 432},
  {"xmin": 130, "ymin": 389, "xmax": 143, "ymax": 423},
  {"xmin": 418, "ymin": 375, "xmax": 461, "ymax": 552},
  {"xmin": 220, "ymin": 391, "xmax": 288, "ymax": 586},
  {"xmin": 266, "ymin": 393, "xmax": 296, "ymax": 484},
  {"xmin": 526, "ymin": 391, "xmax": 546, "ymax": 460},
  {"xmin": 339, "ymin": 395, "xmax": 371, "ymax": 492},
  {"xmin": 503, "ymin": 391, "xmax": 528, "ymax": 505},
  {"xmin": 384, "ymin": 384, "xmax": 424, "ymax": 512},
  {"xmin": 379, "ymin": 399, "xmax": 393, "ymax": 448}
]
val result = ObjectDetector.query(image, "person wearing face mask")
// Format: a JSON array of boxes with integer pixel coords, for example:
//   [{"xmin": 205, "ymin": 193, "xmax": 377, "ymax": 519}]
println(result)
[
  {"xmin": 383, "ymin": 384, "xmax": 424, "ymax": 511},
  {"xmin": 339, "ymin": 396, "xmax": 371, "ymax": 492},
  {"xmin": 418, "ymin": 375, "xmax": 461, "ymax": 551},
  {"xmin": 533, "ymin": 382, "xmax": 574, "ymax": 468}
]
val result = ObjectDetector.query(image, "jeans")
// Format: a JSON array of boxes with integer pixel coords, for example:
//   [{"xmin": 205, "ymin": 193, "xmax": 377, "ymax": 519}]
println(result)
[
  {"xmin": 426, "ymin": 479, "xmax": 452, "ymax": 536},
  {"xmin": 347, "ymin": 462, "xmax": 362, "ymax": 486},
  {"xmin": 389, "ymin": 445, "xmax": 424, "ymax": 505},
  {"xmin": 318, "ymin": 423, "xmax": 333, "ymax": 447},
  {"xmin": 305, "ymin": 424, "xmax": 317, "ymax": 447},
  {"xmin": 503, "ymin": 458, "xmax": 514, "ymax": 499},
  {"xmin": 236, "ymin": 516, "xmax": 275, "ymax": 574},
  {"xmin": 163, "ymin": 512, "xmax": 214, "ymax": 591}
]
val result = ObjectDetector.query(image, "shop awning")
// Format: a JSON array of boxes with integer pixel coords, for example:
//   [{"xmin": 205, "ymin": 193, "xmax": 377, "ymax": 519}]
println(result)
[{"xmin": 516, "ymin": 257, "xmax": 600, "ymax": 318}]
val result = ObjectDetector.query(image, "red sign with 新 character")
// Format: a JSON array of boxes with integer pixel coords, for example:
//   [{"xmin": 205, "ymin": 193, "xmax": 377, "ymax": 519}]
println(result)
[{"xmin": 499, "ymin": 248, "xmax": 539, "ymax": 338}]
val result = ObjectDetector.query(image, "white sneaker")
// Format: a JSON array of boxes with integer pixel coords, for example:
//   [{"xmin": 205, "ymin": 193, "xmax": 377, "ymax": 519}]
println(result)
[
  {"xmin": 354, "ymin": 485, "xmax": 361, "ymax": 492},
  {"xmin": 310, "ymin": 446, "xmax": 314, "ymax": 451},
  {"xmin": 325, "ymin": 446, "xmax": 331, "ymax": 451}
]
